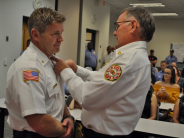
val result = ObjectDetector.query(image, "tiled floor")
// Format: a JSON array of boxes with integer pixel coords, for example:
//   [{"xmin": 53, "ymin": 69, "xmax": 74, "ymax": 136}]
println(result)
[{"xmin": 4, "ymin": 116, "xmax": 13, "ymax": 138}]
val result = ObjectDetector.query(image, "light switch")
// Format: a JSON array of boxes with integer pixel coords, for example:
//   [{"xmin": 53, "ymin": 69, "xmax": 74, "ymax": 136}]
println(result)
[{"xmin": 4, "ymin": 58, "xmax": 7, "ymax": 66}]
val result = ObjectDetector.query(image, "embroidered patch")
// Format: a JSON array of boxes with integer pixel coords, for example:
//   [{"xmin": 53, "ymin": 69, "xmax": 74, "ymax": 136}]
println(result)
[
  {"xmin": 23, "ymin": 70, "xmax": 39, "ymax": 82},
  {"xmin": 104, "ymin": 65, "xmax": 122, "ymax": 81}
]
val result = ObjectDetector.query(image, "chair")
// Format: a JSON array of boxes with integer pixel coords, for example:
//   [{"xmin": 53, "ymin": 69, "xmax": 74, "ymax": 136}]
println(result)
[{"xmin": 66, "ymin": 95, "xmax": 73, "ymax": 107}]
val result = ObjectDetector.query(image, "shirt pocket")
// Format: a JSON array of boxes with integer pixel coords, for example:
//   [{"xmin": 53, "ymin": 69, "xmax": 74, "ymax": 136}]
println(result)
[{"xmin": 46, "ymin": 82, "xmax": 60, "ymax": 112}]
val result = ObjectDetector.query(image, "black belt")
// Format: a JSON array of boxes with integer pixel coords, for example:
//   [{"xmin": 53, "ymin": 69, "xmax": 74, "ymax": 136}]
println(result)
[
  {"xmin": 82, "ymin": 125, "xmax": 131, "ymax": 138},
  {"xmin": 13, "ymin": 129, "xmax": 58, "ymax": 138}
]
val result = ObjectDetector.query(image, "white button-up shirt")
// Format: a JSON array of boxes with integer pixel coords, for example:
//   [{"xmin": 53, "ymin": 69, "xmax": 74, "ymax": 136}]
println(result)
[
  {"xmin": 60, "ymin": 41, "xmax": 150, "ymax": 135},
  {"xmin": 6, "ymin": 42, "xmax": 65, "ymax": 132},
  {"xmin": 103, "ymin": 53, "xmax": 113, "ymax": 65}
]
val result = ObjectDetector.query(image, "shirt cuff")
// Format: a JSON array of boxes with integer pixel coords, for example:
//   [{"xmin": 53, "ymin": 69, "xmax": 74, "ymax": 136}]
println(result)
[
  {"xmin": 76, "ymin": 66, "xmax": 84, "ymax": 76},
  {"xmin": 60, "ymin": 68, "xmax": 76, "ymax": 82},
  {"xmin": 22, "ymin": 109, "xmax": 46, "ymax": 117}
]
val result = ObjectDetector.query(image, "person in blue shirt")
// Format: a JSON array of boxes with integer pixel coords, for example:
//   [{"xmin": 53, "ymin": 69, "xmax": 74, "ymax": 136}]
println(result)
[
  {"xmin": 165, "ymin": 49, "xmax": 178, "ymax": 66},
  {"xmin": 155, "ymin": 61, "xmax": 167, "ymax": 81},
  {"xmin": 151, "ymin": 63, "xmax": 158, "ymax": 76},
  {"xmin": 85, "ymin": 42, "xmax": 98, "ymax": 71},
  {"xmin": 64, "ymin": 84, "xmax": 70, "ymax": 95}
]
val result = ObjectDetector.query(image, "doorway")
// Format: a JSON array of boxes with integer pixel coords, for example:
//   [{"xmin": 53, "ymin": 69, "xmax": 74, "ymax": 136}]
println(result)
[{"xmin": 22, "ymin": 16, "xmax": 30, "ymax": 51}]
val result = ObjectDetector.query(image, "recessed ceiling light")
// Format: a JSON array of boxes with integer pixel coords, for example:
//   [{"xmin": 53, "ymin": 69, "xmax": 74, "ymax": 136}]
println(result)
[
  {"xmin": 130, "ymin": 3, "xmax": 165, "ymax": 7},
  {"xmin": 151, "ymin": 13, "xmax": 178, "ymax": 16}
]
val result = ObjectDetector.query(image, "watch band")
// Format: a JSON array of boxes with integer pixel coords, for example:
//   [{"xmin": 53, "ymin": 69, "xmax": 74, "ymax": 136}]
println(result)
[{"xmin": 63, "ymin": 115, "xmax": 75, "ymax": 122}]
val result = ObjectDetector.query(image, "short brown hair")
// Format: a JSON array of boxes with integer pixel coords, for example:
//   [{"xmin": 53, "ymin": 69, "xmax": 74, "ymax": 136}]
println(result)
[{"xmin": 28, "ymin": 7, "xmax": 66, "ymax": 39}]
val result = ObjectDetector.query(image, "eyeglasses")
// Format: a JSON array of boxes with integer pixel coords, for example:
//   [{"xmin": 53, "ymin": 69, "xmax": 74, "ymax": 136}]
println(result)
[
  {"xmin": 163, "ymin": 72, "xmax": 171, "ymax": 76},
  {"xmin": 114, "ymin": 20, "xmax": 132, "ymax": 31}
]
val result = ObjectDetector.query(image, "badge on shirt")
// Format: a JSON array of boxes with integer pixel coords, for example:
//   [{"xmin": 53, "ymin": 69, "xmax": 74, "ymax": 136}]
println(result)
[
  {"xmin": 104, "ymin": 65, "xmax": 122, "ymax": 81},
  {"xmin": 23, "ymin": 70, "xmax": 39, "ymax": 82},
  {"xmin": 93, "ymin": 51, "xmax": 95, "ymax": 54}
]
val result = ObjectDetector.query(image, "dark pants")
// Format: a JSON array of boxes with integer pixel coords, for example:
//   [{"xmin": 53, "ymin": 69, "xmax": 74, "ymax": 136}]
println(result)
[
  {"xmin": 13, "ymin": 130, "xmax": 58, "ymax": 138},
  {"xmin": 82, "ymin": 125, "xmax": 131, "ymax": 138}
]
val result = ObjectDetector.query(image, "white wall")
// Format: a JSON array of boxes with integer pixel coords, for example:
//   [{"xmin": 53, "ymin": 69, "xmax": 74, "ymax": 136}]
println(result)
[
  {"xmin": 109, "ymin": 13, "xmax": 119, "ymax": 47},
  {"xmin": 147, "ymin": 18, "xmax": 184, "ymax": 67},
  {"xmin": 79, "ymin": 0, "xmax": 111, "ymax": 69},
  {"xmin": 57, "ymin": 0, "xmax": 80, "ymax": 62},
  {"xmin": 0, "ymin": 0, "xmax": 55, "ymax": 98}
]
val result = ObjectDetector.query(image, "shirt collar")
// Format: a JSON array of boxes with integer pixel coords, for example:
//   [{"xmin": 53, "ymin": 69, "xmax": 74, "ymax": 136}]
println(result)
[
  {"xmin": 113, "ymin": 41, "xmax": 147, "ymax": 58},
  {"xmin": 29, "ymin": 42, "xmax": 51, "ymax": 66}
]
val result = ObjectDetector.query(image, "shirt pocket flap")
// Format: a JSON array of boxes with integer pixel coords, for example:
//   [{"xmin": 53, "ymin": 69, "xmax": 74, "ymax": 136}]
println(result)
[{"xmin": 47, "ymin": 82, "xmax": 59, "ymax": 97}]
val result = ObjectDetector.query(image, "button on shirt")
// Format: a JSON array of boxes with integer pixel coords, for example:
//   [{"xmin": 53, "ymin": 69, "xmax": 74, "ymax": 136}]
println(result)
[
  {"xmin": 165, "ymin": 55, "xmax": 178, "ymax": 66},
  {"xmin": 85, "ymin": 49, "xmax": 98, "ymax": 68},
  {"xmin": 6, "ymin": 43, "xmax": 65, "ymax": 131},
  {"xmin": 103, "ymin": 53, "xmax": 113, "ymax": 65},
  {"xmin": 155, "ymin": 70, "xmax": 163, "ymax": 81},
  {"xmin": 60, "ymin": 41, "xmax": 150, "ymax": 135}
]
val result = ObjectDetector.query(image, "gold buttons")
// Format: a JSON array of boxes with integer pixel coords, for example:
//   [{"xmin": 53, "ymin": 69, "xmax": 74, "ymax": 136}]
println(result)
[
  {"xmin": 42, "ymin": 60, "xmax": 44, "ymax": 63},
  {"xmin": 118, "ymin": 51, "xmax": 121, "ymax": 55}
]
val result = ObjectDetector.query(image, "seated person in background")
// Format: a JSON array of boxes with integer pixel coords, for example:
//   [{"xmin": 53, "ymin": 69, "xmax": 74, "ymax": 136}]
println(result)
[
  {"xmin": 69, "ymin": 98, "xmax": 82, "ymax": 110},
  {"xmin": 64, "ymin": 84, "xmax": 70, "ymax": 95},
  {"xmin": 165, "ymin": 49, "xmax": 178, "ymax": 66},
  {"xmin": 151, "ymin": 62, "xmax": 158, "ymax": 76},
  {"xmin": 171, "ymin": 62, "xmax": 177, "ymax": 68},
  {"xmin": 173, "ymin": 67, "xmax": 184, "ymax": 93},
  {"xmin": 182, "ymin": 58, "xmax": 184, "ymax": 78},
  {"xmin": 141, "ymin": 84, "xmax": 157, "ymax": 120},
  {"xmin": 151, "ymin": 74, "xmax": 156, "ymax": 85},
  {"xmin": 155, "ymin": 61, "xmax": 167, "ymax": 81},
  {"xmin": 103, "ymin": 46, "xmax": 113, "ymax": 65},
  {"xmin": 173, "ymin": 95, "xmax": 184, "ymax": 124},
  {"xmin": 154, "ymin": 66, "xmax": 180, "ymax": 104},
  {"xmin": 148, "ymin": 49, "xmax": 157, "ymax": 67}
]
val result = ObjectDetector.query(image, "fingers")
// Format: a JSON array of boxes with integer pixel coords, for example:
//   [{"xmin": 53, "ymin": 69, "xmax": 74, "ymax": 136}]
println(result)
[
  {"xmin": 50, "ymin": 56, "xmax": 60, "ymax": 62},
  {"xmin": 62, "ymin": 119, "xmax": 69, "ymax": 126}
]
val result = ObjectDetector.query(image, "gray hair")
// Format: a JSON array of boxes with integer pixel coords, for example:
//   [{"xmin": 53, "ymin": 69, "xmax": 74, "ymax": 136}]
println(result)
[
  {"xmin": 28, "ymin": 7, "xmax": 66, "ymax": 39},
  {"xmin": 121, "ymin": 7, "xmax": 155, "ymax": 42}
]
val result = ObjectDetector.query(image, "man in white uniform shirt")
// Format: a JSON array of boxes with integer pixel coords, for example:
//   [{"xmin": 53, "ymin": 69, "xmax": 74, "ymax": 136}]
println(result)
[
  {"xmin": 103, "ymin": 46, "xmax": 113, "ymax": 65},
  {"xmin": 6, "ymin": 8, "xmax": 74, "ymax": 138},
  {"xmin": 51, "ymin": 7, "xmax": 155, "ymax": 138}
]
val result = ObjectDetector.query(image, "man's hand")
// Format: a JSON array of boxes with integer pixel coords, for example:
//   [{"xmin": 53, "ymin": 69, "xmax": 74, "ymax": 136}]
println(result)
[
  {"xmin": 59, "ymin": 118, "xmax": 74, "ymax": 138},
  {"xmin": 50, "ymin": 56, "xmax": 70, "ymax": 75},
  {"xmin": 65, "ymin": 59, "xmax": 78, "ymax": 73}
]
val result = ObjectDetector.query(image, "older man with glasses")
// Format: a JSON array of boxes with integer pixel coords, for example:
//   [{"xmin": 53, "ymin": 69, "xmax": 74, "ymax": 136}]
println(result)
[{"xmin": 51, "ymin": 7, "xmax": 155, "ymax": 138}]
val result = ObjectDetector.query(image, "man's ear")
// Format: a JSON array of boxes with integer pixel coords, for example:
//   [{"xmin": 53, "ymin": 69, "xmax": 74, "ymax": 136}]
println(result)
[
  {"xmin": 31, "ymin": 29, "xmax": 40, "ymax": 41},
  {"xmin": 130, "ymin": 20, "xmax": 138, "ymax": 33}
]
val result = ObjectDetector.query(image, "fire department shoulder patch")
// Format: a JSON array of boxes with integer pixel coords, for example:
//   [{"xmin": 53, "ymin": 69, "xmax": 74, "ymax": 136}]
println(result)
[{"xmin": 104, "ymin": 64, "xmax": 122, "ymax": 81}]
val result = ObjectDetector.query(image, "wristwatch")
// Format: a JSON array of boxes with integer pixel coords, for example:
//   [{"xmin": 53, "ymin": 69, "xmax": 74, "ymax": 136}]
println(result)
[{"xmin": 63, "ymin": 115, "xmax": 75, "ymax": 122}]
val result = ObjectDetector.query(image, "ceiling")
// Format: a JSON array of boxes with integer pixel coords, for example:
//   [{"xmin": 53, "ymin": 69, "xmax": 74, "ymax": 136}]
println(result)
[{"xmin": 105, "ymin": 0, "xmax": 184, "ymax": 19}]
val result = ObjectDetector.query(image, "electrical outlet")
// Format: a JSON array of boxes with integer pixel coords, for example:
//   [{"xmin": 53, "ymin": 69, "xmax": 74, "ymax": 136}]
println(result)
[{"xmin": 6, "ymin": 36, "xmax": 9, "ymax": 42}]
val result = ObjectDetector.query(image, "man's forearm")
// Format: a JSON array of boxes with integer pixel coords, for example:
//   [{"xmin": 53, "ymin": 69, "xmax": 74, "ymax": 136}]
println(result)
[{"xmin": 25, "ymin": 114, "xmax": 67, "ymax": 137}]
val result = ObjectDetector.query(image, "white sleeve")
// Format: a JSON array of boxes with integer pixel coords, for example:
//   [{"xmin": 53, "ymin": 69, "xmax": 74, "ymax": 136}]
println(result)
[
  {"xmin": 10, "ymin": 68, "xmax": 47, "ymax": 117},
  {"xmin": 60, "ymin": 62, "xmax": 148, "ymax": 111},
  {"xmin": 76, "ymin": 66, "xmax": 94, "ymax": 81}
]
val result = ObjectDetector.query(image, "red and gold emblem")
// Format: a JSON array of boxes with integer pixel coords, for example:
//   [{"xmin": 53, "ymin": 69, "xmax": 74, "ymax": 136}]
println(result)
[{"xmin": 104, "ymin": 65, "xmax": 122, "ymax": 81}]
